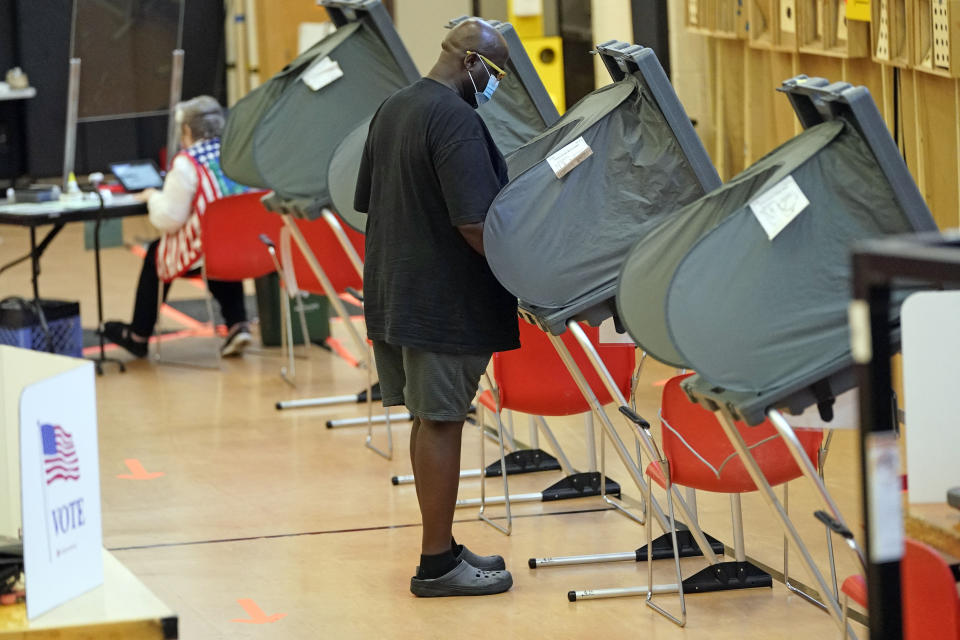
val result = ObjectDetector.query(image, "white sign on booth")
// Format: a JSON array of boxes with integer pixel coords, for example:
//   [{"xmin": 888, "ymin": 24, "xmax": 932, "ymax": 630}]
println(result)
[{"xmin": 19, "ymin": 363, "xmax": 103, "ymax": 619}]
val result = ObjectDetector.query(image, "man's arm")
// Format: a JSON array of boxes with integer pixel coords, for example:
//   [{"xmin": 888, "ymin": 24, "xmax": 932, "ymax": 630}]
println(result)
[{"xmin": 457, "ymin": 222, "xmax": 485, "ymax": 255}]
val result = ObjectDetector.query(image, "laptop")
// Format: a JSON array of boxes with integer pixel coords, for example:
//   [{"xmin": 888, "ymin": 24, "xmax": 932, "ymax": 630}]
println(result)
[{"xmin": 109, "ymin": 160, "xmax": 165, "ymax": 192}]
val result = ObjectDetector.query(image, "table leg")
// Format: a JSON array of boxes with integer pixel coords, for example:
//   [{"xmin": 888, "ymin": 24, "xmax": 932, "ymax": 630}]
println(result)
[{"xmin": 89, "ymin": 205, "xmax": 125, "ymax": 374}]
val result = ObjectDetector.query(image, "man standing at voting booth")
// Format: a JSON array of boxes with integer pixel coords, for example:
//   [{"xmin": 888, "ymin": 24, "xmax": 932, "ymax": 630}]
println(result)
[{"xmin": 355, "ymin": 19, "xmax": 519, "ymax": 597}]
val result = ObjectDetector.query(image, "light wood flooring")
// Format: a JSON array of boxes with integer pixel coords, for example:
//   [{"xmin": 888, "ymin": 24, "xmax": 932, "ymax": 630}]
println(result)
[{"xmin": 0, "ymin": 224, "xmax": 870, "ymax": 639}]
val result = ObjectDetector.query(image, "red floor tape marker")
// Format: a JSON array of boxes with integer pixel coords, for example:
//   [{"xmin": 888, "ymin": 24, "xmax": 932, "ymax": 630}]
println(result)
[
  {"xmin": 116, "ymin": 459, "xmax": 165, "ymax": 480},
  {"xmin": 231, "ymin": 599, "xmax": 287, "ymax": 624}
]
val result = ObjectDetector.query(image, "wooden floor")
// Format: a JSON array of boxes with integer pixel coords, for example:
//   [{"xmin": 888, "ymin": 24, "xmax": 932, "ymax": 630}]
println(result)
[{"xmin": 0, "ymin": 224, "xmax": 870, "ymax": 639}]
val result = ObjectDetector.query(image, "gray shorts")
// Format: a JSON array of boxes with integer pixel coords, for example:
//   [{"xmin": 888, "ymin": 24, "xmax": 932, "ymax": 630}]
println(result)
[{"xmin": 372, "ymin": 341, "xmax": 491, "ymax": 422}]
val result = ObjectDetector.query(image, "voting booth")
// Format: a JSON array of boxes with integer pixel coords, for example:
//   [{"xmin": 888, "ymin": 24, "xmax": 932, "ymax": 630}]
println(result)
[{"xmin": 0, "ymin": 346, "xmax": 175, "ymax": 637}]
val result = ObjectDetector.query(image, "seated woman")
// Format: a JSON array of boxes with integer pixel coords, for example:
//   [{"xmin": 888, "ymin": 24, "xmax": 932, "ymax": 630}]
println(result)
[{"xmin": 103, "ymin": 96, "xmax": 252, "ymax": 358}]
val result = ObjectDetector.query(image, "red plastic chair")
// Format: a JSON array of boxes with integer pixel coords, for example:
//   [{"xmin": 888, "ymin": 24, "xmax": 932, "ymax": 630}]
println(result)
[
  {"xmin": 473, "ymin": 319, "xmax": 637, "ymax": 535},
  {"xmin": 281, "ymin": 215, "xmax": 364, "ymax": 298},
  {"xmin": 486, "ymin": 319, "xmax": 634, "ymax": 416},
  {"xmin": 641, "ymin": 373, "xmax": 824, "ymax": 626},
  {"xmin": 839, "ymin": 539, "xmax": 960, "ymax": 639},
  {"xmin": 201, "ymin": 191, "xmax": 282, "ymax": 281},
  {"xmin": 648, "ymin": 374, "xmax": 822, "ymax": 493}
]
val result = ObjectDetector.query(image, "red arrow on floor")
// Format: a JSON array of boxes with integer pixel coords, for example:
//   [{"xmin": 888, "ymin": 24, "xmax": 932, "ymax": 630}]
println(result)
[
  {"xmin": 116, "ymin": 459, "xmax": 165, "ymax": 480},
  {"xmin": 231, "ymin": 599, "xmax": 287, "ymax": 624}
]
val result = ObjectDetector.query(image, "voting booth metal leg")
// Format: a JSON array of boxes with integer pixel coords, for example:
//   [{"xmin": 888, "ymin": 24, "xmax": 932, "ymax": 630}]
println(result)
[
  {"xmin": 397, "ymin": 414, "xmax": 571, "ymax": 486},
  {"xmin": 364, "ymin": 344, "xmax": 392, "ymax": 460},
  {"xmin": 321, "ymin": 208, "xmax": 364, "ymax": 279},
  {"xmin": 571, "ymin": 457, "xmax": 759, "ymax": 611},
  {"xmin": 767, "ymin": 410, "xmax": 866, "ymax": 574},
  {"xmin": 281, "ymin": 214, "xmax": 368, "ymax": 365},
  {"xmin": 712, "ymin": 408, "xmax": 854, "ymax": 636},
  {"xmin": 542, "ymin": 324, "xmax": 723, "ymax": 576},
  {"xmin": 261, "ymin": 239, "xmax": 312, "ymax": 386},
  {"xmin": 279, "ymin": 214, "xmax": 398, "ymax": 454}
]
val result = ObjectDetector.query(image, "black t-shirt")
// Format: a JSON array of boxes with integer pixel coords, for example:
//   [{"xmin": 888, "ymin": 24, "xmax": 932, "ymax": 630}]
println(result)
[{"xmin": 355, "ymin": 78, "xmax": 520, "ymax": 355}]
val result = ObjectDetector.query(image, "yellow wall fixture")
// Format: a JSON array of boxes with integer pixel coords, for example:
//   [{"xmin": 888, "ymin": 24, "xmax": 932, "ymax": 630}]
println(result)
[
  {"xmin": 522, "ymin": 35, "xmax": 566, "ymax": 113},
  {"xmin": 509, "ymin": 0, "xmax": 546, "ymax": 39}
]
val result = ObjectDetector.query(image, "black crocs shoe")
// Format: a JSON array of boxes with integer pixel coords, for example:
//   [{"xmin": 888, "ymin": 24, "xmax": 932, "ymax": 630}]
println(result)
[
  {"xmin": 456, "ymin": 545, "xmax": 506, "ymax": 571},
  {"xmin": 410, "ymin": 560, "xmax": 513, "ymax": 597},
  {"xmin": 101, "ymin": 321, "xmax": 148, "ymax": 358}
]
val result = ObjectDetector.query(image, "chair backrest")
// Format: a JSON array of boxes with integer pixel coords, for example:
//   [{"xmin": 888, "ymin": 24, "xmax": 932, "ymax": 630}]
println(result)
[
  {"xmin": 902, "ymin": 539, "xmax": 960, "ymax": 640},
  {"xmin": 492, "ymin": 320, "xmax": 634, "ymax": 416},
  {"xmin": 284, "ymin": 216, "xmax": 365, "ymax": 296},
  {"xmin": 201, "ymin": 191, "xmax": 280, "ymax": 281},
  {"xmin": 659, "ymin": 373, "xmax": 822, "ymax": 493}
]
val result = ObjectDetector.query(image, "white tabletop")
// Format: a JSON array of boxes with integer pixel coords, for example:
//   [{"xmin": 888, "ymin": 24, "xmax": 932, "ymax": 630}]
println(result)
[{"xmin": 0, "ymin": 193, "xmax": 142, "ymax": 217}]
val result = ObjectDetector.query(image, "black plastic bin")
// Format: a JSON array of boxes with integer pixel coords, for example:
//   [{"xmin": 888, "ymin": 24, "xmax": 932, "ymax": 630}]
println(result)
[{"xmin": 0, "ymin": 298, "xmax": 82, "ymax": 357}]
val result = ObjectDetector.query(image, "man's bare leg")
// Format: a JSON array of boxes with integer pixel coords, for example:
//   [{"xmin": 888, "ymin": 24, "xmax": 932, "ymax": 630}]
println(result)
[
  {"xmin": 409, "ymin": 416, "xmax": 422, "ymax": 499},
  {"xmin": 413, "ymin": 418, "xmax": 464, "ymax": 556}
]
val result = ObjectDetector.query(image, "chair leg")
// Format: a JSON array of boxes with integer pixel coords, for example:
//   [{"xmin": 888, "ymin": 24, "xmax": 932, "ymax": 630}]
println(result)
[
  {"xmin": 152, "ymin": 273, "xmax": 220, "ymax": 369},
  {"xmin": 199, "ymin": 265, "xmax": 222, "ymax": 365},
  {"xmin": 645, "ymin": 461, "xmax": 687, "ymax": 627},
  {"xmin": 478, "ymin": 403, "xmax": 512, "ymax": 535}
]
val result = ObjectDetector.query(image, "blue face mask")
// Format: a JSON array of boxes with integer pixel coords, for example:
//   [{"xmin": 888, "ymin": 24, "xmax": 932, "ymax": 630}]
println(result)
[{"xmin": 468, "ymin": 61, "xmax": 500, "ymax": 107}]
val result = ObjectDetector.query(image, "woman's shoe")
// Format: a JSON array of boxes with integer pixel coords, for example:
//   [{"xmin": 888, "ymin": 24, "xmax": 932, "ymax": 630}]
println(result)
[{"xmin": 101, "ymin": 321, "xmax": 148, "ymax": 358}]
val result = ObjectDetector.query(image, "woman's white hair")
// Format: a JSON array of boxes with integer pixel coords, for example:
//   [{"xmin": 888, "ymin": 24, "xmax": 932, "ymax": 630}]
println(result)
[{"xmin": 174, "ymin": 95, "xmax": 225, "ymax": 140}]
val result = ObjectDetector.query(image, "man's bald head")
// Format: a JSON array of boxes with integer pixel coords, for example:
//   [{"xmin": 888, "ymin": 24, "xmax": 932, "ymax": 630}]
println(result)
[
  {"xmin": 426, "ymin": 18, "xmax": 509, "ymax": 107},
  {"xmin": 442, "ymin": 19, "xmax": 509, "ymax": 68}
]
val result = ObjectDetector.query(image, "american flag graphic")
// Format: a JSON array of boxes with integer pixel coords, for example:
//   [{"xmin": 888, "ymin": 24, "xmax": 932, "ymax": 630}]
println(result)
[{"xmin": 40, "ymin": 424, "xmax": 80, "ymax": 485}]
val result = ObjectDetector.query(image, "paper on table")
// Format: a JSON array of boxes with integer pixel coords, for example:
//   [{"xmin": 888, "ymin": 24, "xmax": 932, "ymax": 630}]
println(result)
[
  {"xmin": 546, "ymin": 137, "xmax": 593, "ymax": 179},
  {"xmin": 749, "ymin": 175, "xmax": 810, "ymax": 240}
]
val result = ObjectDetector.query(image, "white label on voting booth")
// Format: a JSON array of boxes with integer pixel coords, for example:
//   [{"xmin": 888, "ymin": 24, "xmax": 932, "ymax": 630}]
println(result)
[
  {"xmin": 302, "ymin": 57, "xmax": 343, "ymax": 92},
  {"xmin": 749, "ymin": 175, "xmax": 810, "ymax": 240},
  {"xmin": 866, "ymin": 432, "xmax": 904, "ymax": 563},
  {"xmin": 20, "ymin": 364, "xmax": 103, "ymax": 619},
  {"xmin": 546, "ymin": 137, "xmax": 593, "ymax": 179}
]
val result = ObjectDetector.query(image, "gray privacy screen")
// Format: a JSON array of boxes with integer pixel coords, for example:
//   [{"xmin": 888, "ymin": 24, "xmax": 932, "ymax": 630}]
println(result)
[
  {"xmin": 221, "ymin": 24, "xmax": 361, "ymax": 189},
  {"xmin": 252, "ymin": 22, "xmax": 408, "ymax": 200},
  {"xmin": 620, "ymin": 119, "xmax": 916, "ymax": 394},
  {"xmin": 483, "ymin": 74, "xmax": 705, "ymax": 314},
  {"xmin": 327, "ymin": 117, "xmax": 371, "ymax": 233},
  {"xmin": 476, "ymin": 69, "xmax": 547, "ymax": 157},
  {"xmin": 327, "ymin": 65, "xmax": 552, "ymax": 233}
]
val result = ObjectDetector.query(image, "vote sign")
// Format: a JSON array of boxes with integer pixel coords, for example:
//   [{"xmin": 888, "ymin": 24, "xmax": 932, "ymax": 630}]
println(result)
[{"xmin": 19, "ymin": 364, "xmax": 103, "ymax": 619}]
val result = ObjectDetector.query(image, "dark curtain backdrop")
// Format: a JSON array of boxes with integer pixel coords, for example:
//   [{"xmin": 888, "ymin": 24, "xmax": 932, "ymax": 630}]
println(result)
[{"xmin": 14, "ymin": 0, "xmax": 226, "ymax": 180}]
